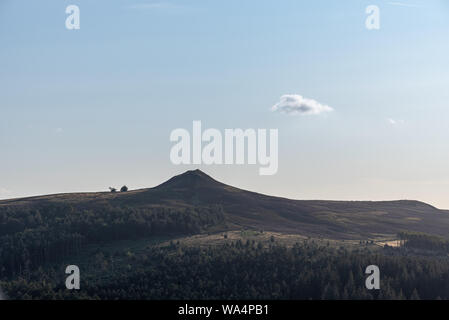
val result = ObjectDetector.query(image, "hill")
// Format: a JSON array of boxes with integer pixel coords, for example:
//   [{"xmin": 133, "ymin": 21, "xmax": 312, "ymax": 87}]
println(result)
[
  {"xmin": 2, "ymin": 170, "xmax": 449, "ymax": 300},
  {"xmin": 1, "ymin": 169, "xmax": 448, "ymax": 240}
]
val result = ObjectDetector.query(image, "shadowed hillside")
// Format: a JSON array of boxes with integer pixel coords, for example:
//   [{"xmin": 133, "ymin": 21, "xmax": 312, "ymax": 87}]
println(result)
[{"xmin": 1, "ymin": 169, "xmax": 448, "ymax": 240}]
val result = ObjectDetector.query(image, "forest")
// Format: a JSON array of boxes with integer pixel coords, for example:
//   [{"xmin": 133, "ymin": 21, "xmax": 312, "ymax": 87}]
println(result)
[
  {"xmin": 2, "ymin": 196, "xmax": 449, "ymax": 300},
  {"xmin": 2, "ymin": 240, "xmax": 449, "ymax": 300},
  {"xmin": 398, "ymin": 231, "xmax": 449, "ymax": 253},
  {"xmin": 0, "ymin": 203, "xmax": 225, "ymax": 277}
]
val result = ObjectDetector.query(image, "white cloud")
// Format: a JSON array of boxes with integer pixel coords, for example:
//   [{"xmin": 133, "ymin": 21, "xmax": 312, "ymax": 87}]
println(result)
[
  {"xmin": 387, "ymin": 118, "xmax": 405, "ymax": 125},
  {"xmin": 128, "ymin": 2, "xmax": 183, "ymax": 10},
  {"xmin": 387, "ymin": 2, "xmax": 422, "ymax": 8},
  {"xmin": 271, "ymin": 94, "xmax": 333, "ymax": 116},
  {"xmin": 0, "ymin": 188, "xmax": 11, "ymax": 196},
  {"xmin": 55, "ymin": 128, "xmax": 63, "ymax": 133}
]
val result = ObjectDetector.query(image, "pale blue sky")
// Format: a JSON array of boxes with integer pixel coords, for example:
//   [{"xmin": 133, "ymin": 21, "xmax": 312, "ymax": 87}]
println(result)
[{"xmin": 1, "ymin": 0, "xmax": 449, "ymax": 208}]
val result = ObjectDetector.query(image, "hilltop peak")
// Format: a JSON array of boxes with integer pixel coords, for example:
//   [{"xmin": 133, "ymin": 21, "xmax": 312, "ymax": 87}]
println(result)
[
  {"xmin": 155, "ymin": 169, "xmax": 223, "ymax": 190},
  {"xmin": 178, "ymin": 169, "xmax": 216, "ymax": 180},
  {"xmin": 183, "ymin": 169, "xmax": 209, "ymax": 176}
]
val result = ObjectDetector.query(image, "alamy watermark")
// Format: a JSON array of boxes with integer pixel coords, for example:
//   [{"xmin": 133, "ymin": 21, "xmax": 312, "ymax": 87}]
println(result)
[
  {"xmin": 65, "ymin": 265, "xmax": 80, "ymax": 290},
  {"xmin": 0, "ymin": 287, "xmax": 7, "ymax": 300},
  {"xmin": 365, "ymin": 5, "xmax": 380, "ymax": 30},
  {"xmin": 170, "ymin": 121, "xmax": 278, "ymax": 175},
  {"xmin": 65, "ymin": 5, "xmax": 80, "ymax": 30},
  {"xmin": 365, "ymin": 265, "xmax": 380, "ymax": 290}
]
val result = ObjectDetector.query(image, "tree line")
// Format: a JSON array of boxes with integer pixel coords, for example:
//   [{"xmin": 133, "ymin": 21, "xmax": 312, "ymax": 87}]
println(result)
[
  {"xmin": 0, "ymin": 203, "xmax": 226, "ymax": 277},
  {"xmin": 2, "ymin": 241, "xmax": 449, "ymax": 300}
]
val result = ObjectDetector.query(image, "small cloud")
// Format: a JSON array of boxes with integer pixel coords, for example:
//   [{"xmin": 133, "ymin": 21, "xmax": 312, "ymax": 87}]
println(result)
[
  {"xmin": 0, "ymin": 188, "xmax": 11, "ymax": 196},
  {"xmin": 387, "ymin": 118, "xmax": 405, "ymax": 125},
  {"xmin": 386, "ymin": 2, "xmax": 422, "ymax": 8},
  {"xmin": 271, "ymin": 94, "xmax": 333, "ymax": 116},
  {"xmin": 128, "ymin": 2, "xmax": 183, "ymax": 10},
  {"xmin": 54, "ymin": 128, "xmax": 63, "ymax": 134}
]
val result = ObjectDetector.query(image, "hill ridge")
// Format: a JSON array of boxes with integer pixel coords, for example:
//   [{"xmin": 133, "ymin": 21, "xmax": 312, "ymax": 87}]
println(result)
[{"xmin": 0, "ymin": 169, "xmax": 447, "ymax": 239}]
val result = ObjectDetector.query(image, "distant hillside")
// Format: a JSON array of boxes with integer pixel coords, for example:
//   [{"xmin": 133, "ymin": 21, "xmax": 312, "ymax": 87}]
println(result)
[{"xmin": 1, "ymin": 169, "xmax": 448, "ymax": 240}]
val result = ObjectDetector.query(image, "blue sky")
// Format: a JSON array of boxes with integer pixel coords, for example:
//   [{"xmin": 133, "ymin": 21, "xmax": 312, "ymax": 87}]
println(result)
[{"xmin": 1, "ymin": 0, "xmax": 449, "ymax": 208}]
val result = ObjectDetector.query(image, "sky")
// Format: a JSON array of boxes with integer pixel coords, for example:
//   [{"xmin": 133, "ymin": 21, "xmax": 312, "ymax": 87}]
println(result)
[{"xmin": 1, "ymin": 0, "xmax": 449, "ymax": 208}]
